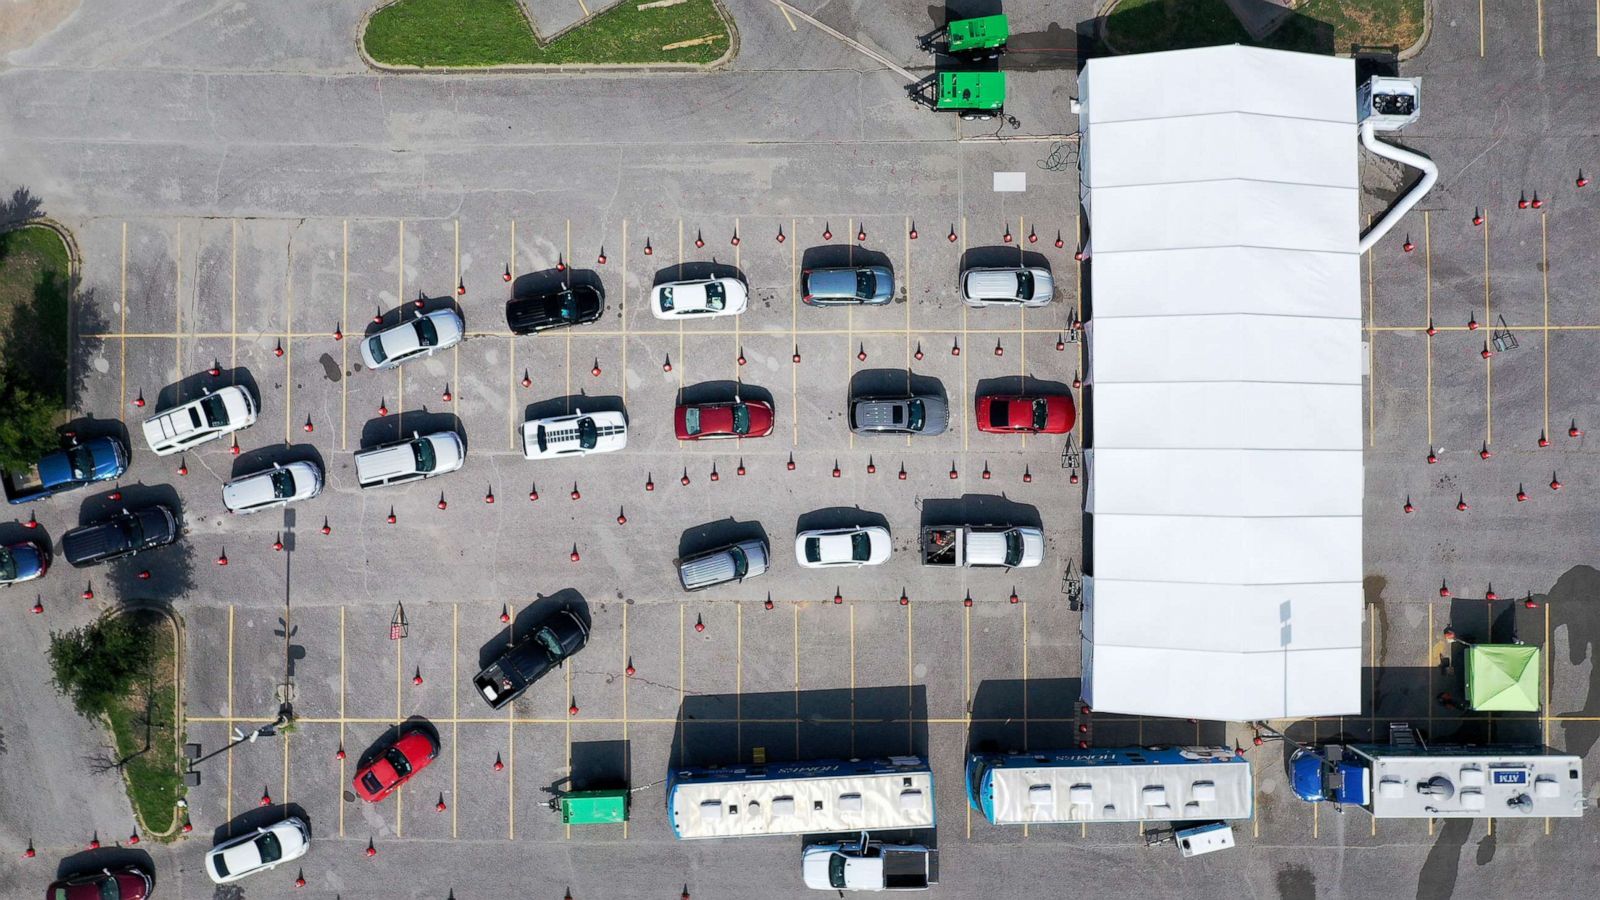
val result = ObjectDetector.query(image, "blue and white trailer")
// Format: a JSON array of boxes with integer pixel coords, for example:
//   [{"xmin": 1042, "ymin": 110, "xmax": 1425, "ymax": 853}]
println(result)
[
  {"xmin": 668, "ymin": 756, "xmax": 933, "ymax": 840},
  {"xmin": 967, "ymin": 746, "xmax": 1251, "ymax": 825},
  {"xmin": 1290, "ymin": 735, "xmax": 1585, "ymax": 818}
]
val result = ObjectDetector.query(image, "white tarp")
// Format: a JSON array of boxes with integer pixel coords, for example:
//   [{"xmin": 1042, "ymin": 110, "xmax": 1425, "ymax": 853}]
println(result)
[
  {"xmin": 986, "ymin": 754, "xmax": 1253, "ymax": 824},
  {"xmin": 670, "ymin": 767, "xmax": 934, "ymax": 839},
  {"xmin": 1079, "ymin": 45, "xmax": 1363, "ymax": 721}
]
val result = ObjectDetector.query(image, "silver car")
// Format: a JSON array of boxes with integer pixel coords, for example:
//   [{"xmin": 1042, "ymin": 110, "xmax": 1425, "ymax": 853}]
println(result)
[
  {"xmin": 360, "ymin": 309, "xmax": 464, "ymax": 371},
  {"xmin": 801, "ymin": 266, "xmax": 894, "ymax": 306},
  {"xmin": 222, "ymin": 461, "xmax": 324, "ymax": 514},
  {"xmin": 848, "ymin": 395, "xmax": 949, "ymax": 436},
  {"xmin": 205, "ymin": 817, "xmax": 311, "ymax": 884},
  {"xmin": 961, "ymin": 266, "xmax": 1054, "ymax": 308}
]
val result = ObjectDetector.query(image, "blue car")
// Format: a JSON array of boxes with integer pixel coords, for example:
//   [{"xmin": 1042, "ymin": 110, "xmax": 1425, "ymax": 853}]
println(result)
[
  {"xmin": 1, "ymin": 435, "xmax": 128, "ymax": 504},
  {"xmin": 0, "ymin": 540, "xmax": 49, "ymax": 586}
]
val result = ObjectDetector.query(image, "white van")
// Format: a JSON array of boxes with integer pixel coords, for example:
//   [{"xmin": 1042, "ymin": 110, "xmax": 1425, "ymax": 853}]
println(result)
[
  {"xmin": 960, "ymin": 266, "xmax": 1054, "ymax": 308},
  {"xmin": 520, "ymin": 409, "xmax": 628, "ymax": 460},
  {"xmin": 354, "ymin": 431, "xmax": 466, "ymax": 488}
]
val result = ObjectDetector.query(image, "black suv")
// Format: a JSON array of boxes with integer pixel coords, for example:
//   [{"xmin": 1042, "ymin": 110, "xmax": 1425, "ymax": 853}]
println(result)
[
  {"xmin": 506, "ymin": 284, "xmax": 604, "ymax": 335},
  {"xmin": 61, "ymin": 504, "xmax": 180, "ymax": 567},
  {"xmin": 473, "ymin": 608, "xmax": 589, "ymax": 709}
]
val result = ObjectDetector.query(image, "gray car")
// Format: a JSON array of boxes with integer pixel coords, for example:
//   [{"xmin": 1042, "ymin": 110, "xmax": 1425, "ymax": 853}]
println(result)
[
  {"xmin": 801, "ymin": 266, "xmax": 894, "ymax": 306},
  {"xmin": 849, "ymin": 395, "xmax": 949, "ymax": 436}
]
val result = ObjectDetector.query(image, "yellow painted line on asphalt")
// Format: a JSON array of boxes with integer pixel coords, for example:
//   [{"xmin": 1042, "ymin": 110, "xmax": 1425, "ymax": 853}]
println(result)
[
  {"xmin": 576, "ymin": 0, "xmax": 590, "ymax": 17},
  {"xmin": 1480, "ymin": 0, "xmax": 1486, "ymax": 57},
  {"xmin": 961, "ymin": 216, "xmax": 969, "ymax": 453},
  {"xmin": 1484, "ymin": 211, "xmax": 1493, "ymax": 444},
  {"xmin": 508, "ymin": 338, "xmax": 518, "ymax": 451},
  {"xmin": 226, "ymin": 604, "xmax": 235, "ymax": 821},
  {"xmin": 342, "ymin": 221, "xmax": 349, "ymax": 449},
  {"xmin": 120, "ymin": 222, "xmax": 127, "ymax": 411},
  {"xmin": 778, "ymin": 2, "xmax": 797, "ymax": 30},
  {"xmin": 792, "ymin": 218, "xmax": 799, "ymax": 443},
  {"xmin": 452, "ymin": 603, "xmax": 459, "ymax": 839},
  {"xmin": 284, "ymin": 246, "xmax": 294, "ymax": 443},
  {"xmin": 622, "ymin": 603, "xmax": 630, "ymax": 839},
  {"xmin": 175, "ymin": 222, "xmax": 182, "ymax": 379},
  {"xmin": 507, "ymin": 697, "xmax": 516, "ymax": 839},
  {"xmin": 1538, "ymin": 0, "xmax": 1545, "ymax": 57},
  {"xmin": 230, "ymin": 220, "xmax": 237, "ymax": 371},
  {"xmin": 621, "ymin": 220, "xmax": 629, "ymax": 406},
  {"xmin": 1543, "ymin": 212, "xmax": 1551, "ymax": 436},
  {"xmin": 964, "ymin": 599, "xmax": 972, "ymax": 840},
  {"xmin": 339, "ymin": 605, "xmax": 347, "ymax": 837}
]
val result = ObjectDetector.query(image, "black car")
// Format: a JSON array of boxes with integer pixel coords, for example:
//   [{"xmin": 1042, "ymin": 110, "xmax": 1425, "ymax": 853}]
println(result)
[
  {"xmin": 61, "ymin": 504, "xmax": 180, "ymax": 568},
  {"xmin": 505, "ymin": 284, "xmax": 604, "ymax": 334},
  {"xmin": 473, "ymin": 608, "xmax": 589, "ymax": 709}
]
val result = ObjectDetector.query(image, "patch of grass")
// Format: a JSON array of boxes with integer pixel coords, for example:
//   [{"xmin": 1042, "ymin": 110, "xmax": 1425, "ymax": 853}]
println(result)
[
  {"xmin": 1103, "ymin": 0, "xmax": 1425, "ymax": 55},
  {"xmin": 0, "ymin": 224, "xmax": 72, "ymax": 470},
  {"xmin": 364, "ymin": 0, "xmax": 731, "ymax": 67},
  {"xmin": 104, "ymin": 612, "xmax": 184, "ymax": 836}
]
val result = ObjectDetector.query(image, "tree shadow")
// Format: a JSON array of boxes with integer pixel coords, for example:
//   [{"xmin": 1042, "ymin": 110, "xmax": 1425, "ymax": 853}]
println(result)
[{"xmin": 0, "ymin": 187, "xmax": 45, "ymax": 231}]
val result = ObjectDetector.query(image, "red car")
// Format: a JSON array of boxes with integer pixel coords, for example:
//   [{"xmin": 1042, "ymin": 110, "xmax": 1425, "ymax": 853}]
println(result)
[
  {"xmin": 975, "ymin": 393, "xmax": 1076, "ymax": 435},
  {"xmin": 674, "ymin": 398, "xmax": 775, "ymax": 440},
  {"xmin": 46, "ymin": 866, "xmax": 153, "ymax": 900},
  {"xmin": 352, "ymin": 730, "xmax": 439, "ymax": 802}
]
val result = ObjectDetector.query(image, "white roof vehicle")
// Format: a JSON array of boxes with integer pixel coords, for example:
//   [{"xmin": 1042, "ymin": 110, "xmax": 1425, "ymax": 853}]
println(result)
[
  {"xmin": 141, "ymin": 385, "xmax": 257, "ymax": 456},
  {"xmin": 794, "ymin": 525, "xmax": 891, "ymax": 568},
  {"xmin": 205, "ymin": 817, "xmax": 310, "ymax": 884},
  {"xmin": 360, "ymin": 309, "xmax": 464, "ymax": 370},
  {"xmin": 222, "ymin": 461, "xmax": 324, "ymax": 513},
  {"xmin": 520, "ymin": 409, "xmax": 628, "ymax": 460},
  {"xmin": 651, "ymin": 277, "xmax": 748, "ymax": 319}
]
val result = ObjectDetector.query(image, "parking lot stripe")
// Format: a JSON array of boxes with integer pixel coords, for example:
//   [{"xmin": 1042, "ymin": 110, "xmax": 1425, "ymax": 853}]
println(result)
[
  {"xmin": 452, "ymin": 603, "xmax": 459, "ymax": 838},
  {"xmin": 1480, "ymin": 0, "xmax": 1486, "ymax": 56},
  {"xmin": 776, "ymin": 1, "xmax": 797, "ymax": 30},
  {"xmin": 285, "ymin": 250, "xmax": 294, "ymax": 443},
  {"xmin": 1484, "ymin": 212, "xmax": 1493, "ymax": 443},
  {"xmin": 964, "ymin": 600, "xmax": 972, "ymax": 839},
  {"xmin": 1420, "ymin": 212, "xmax": 1429, "ymax": 446},
  {"xmin": 342, "ymin": 221, "xmax": 349, "ymax": 449},
  {"xmin": 230, "ymin": 220, "xmax": 237, "ymax": 371},
  {"xmin": 508, "ymin": 339, "xmax": 517, "ymax": 451},
  {"xmin": 175, "ymin": 222, "xmax": 182, "ymax": 380},
  {"xmin": 622, "ymin": 603, "xmax": 630, "ymax": 839},
  {"xmin": 849, "ymin": 604, "xmax": 856, "ymax": 757},
  {"xmin": 1542, "ymin": 213, "xmax": 1551, "ymax": 436},
  {"xmin": 507, "ymin": 700, "xmax": 515, "ymax": 839},
  {"xmin": 962, "ymin": 217, "xmax": 970, "ymax": 452},
  {"xmin": 621, "ymin": 219, "xmax": 629, "ymax": 406},
  {"xmin": 119, "ymin": 222, "xmax": 127, "ymax": 410},
  {"xmin": 227, "ymin": 604, "xmax": 235, "ymax": 822},
  {"xmin": 339, "ymin": 605, "xmax": 347, "ymax": 837},
  {"xmin": 792, "ymin": 219, "xmax": 799, "ymax": 442},
  {"xmin": 1538, "ymin": 0, "xmax": 1545, "ymax": 57},
  {"xmin": 576, "ymin": 0, "xmax": 590, "ymax": 17}
]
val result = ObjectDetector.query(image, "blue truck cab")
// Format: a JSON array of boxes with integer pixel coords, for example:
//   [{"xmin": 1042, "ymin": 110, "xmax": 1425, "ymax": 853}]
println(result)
[
  {"xmin": 3, "ymin": 435, "xmax": 129, "ymax": 504},
  {"xmin": 1290, "ymin": 747, "xmax": 1368, "ymax": 806}
]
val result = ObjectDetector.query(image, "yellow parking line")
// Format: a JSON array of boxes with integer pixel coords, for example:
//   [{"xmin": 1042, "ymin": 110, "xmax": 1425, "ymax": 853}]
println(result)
[
  {"xmin": 1484, "ymin": 212, "xmax": 1493, "ymax": 443},
  {"xmin": 341, "ymin": 221, "xmax": 349, "ymax": 450},
  {"xmin": 1480, "ymin": 0, "xmax": 1485, "ymax": 57},
  {"xmin": 1542, "ymin": 213, "xmax": 1550, "ymax": 436},
  {"xmin": 778, "ymin": 3, "xmax": 797, "ymax": 29},
  {"xmin": 1538, "ymin": 0, "xmax": 1545, "ymax": 57},
  {"xmin": 120, "ymin": 222, "xmax": 127, "ymax": 411},
  {"xmin": 339, "ymin": 606, "xmax": 346, "ymax": 837},
  {"xmin": 284, "ymin": 250, "xmax": 294, "ymax": 443},
  {"xmin": 508, "ymin": 339, "xmax": 518, "ymax": 451},
  {"xmin": 226, "ymin": 605, "xmax": 235, "ymax": 821},
  {"xmin": 622, "ymin": 604, "xmax": 630, "ymax": 839},
  {"xmin": 507, "ymin": 700, "xmax": 516, "ymax": 839},
  {"xmin": 904, "ymin": 216, "xmax": 912, "ymax": 372},
  {"xmin": 792, "ymin": 218, "xmax": 799, "ymax": 443},
  {"xmin": 174, "ymin": 222, "xmax": 182, "ymax": 378},
  {"xmin": 576, "ymin": 0, "xmax": 590, "ymax": 17},
  {"xmin": 230, "ymin": 220, "xmax": 237, "ymax": 371},
  {"xmin": 452, "ymin": 603, "xmax": 459, "ymax": 839}
]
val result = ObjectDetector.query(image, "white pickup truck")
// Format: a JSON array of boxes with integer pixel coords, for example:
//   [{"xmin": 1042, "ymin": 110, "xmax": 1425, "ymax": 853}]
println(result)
[
  {"xmin": 919, "ymin": 525, "xmax": 1043, "ymax": 568},
  {"xmin": 802, "ymin": 834, "xmax": 939, "ymax": 892}
]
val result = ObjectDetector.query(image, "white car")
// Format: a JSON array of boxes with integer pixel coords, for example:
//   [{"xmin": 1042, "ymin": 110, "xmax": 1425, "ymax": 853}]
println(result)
[
  {"xmin": 521, "ymin": 408, "xmax": 628, "ymax": 460},
  {"xmin": 222, "ymin": 461, "xmax": 324, "ymax": 513},
  {"xmin": 141, "ymin": 385, "xmax": 257, "ymax": 456},
  {"xmin": 794, "ymin": 525, "xmax": 892, "ymax": 568},
  {"xmin": 205, "ymin": 817, "xmax": 310, "ymax": 884},
  {"xmin": 651, "ymin": 277, "xmax": 748, "ymax": 320},
  {"xmin": 360, "ymin": 309, "xmax": 464, "ymax": 371}
]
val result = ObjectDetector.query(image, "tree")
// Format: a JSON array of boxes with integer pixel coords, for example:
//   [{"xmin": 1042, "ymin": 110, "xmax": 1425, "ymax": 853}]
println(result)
[
  {"xmin": 47, "ymin": 615, "xmax": 156, "ymax": 720},
  {"xmin": 0, "ymin": 369, "xmax": 60, "ymax": 471}
]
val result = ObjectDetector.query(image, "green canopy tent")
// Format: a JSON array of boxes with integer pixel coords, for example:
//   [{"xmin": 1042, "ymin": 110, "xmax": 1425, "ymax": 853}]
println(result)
[{"xmin": 1465, "ymin": 644, "xmax": 1541, "ymax": 712}]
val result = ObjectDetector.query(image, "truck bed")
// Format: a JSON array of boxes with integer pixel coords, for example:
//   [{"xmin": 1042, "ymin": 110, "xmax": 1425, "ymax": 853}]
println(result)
[
  {"xmin": 2, "ymin": 467, "xmax": 46, "ymax": 503},
  {"xmin": 881, "ymin": 848, "xmax": 936, "ymax": 889},
  {"xmin": 919, "ymin": 528, "xmax": 960, "ymax": 566}
]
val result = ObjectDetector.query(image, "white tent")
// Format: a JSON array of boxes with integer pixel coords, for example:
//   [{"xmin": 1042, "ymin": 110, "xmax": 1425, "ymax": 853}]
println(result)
[{"xmin": 1078, "ymin": 46, "xmax": 1364, "ymax": 721}]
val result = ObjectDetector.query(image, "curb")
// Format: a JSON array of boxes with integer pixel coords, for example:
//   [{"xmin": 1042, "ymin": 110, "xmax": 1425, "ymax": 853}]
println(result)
[
  {"xmin": 109, "ymin": 604, "xmax": 188, "ymax": 840},
  {"xmin": 1096, "ymin": 0, "xmax": 1432, "ymax": 61},
  {"xmin": 1, "ymin": 218, "xmax": 80, "ymax": 411},
  {"xmin": 357, "ymin": 0, "xmax": 738, "ymax": 75}
]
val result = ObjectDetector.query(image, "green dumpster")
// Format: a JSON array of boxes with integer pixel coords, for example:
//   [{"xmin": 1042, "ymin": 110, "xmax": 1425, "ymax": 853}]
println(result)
[
  {"xmin": 558, "ymin": 788, "xmax": 629, "ymax": 825},
  {"xmin": 936, "ymin": 72, "xmax": 1006, "ymax": 113},
  {"xmin": 946, "ymin": 15, "xmax": 1009, "ymax": 53}
]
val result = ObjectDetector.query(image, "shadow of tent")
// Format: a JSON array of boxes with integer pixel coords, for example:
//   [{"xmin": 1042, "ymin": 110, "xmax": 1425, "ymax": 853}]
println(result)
[{"xmin": 670, "ymin": 686, "xmax": 929, "ymax": 771}]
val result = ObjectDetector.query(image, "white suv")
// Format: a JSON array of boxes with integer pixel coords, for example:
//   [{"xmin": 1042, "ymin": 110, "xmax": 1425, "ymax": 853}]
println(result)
[
  {"xmin": 222, "ymin": 461, "xmax": 324, "ymax": 513},
  {"xmin": 360, "ymin": 309, "xmax": 464, "ymax": 371},
  {"xmin": 141, "ymin": 385, "xmax": 257, "ymax": 456}
]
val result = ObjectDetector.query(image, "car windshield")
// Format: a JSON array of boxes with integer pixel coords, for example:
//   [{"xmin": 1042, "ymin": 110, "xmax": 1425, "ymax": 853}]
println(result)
[
  {"xmin": 1033, "ymin": 399, "xmax": 1050, "ymax": 431},
  {"xmin": 68, "ymin": 445, "xmax": 94, "ymax": 480},
  {"xmin": 98, "ymin": 878, "xmax": 118, "ymax": 900},
  {"xmin": 851, "ymin": 531, "xmax": 871, "ymax": 561},
  {"xmin": 703, "ymin": 283, "xmax": 726, "ymax": 310},
  {"xmin": 360, "ymin": 771, "xmax": 383, "ymax": 795},
  {"xmin": 907, "ymin": 400, "xmax": 925, "ymax": 432},
  {"xmin": 366, "ymin": 334, "xmax": 388, "ymax": 364},
  {"xmin": 412, "ymin": 438, "xmax": 437, "ymax": 473},
  {"xmin": 731, "ymin": 403, "xmax": 750, "ymax": 434},
  {"xmin": 200, "ymin": 393, "xmax": 230, "ymax": 427},
  {"xmin": 385, "ymin": 747, "xmax": 412, "ymax": 777},
  {"xmin": 682, "ymin": 407, "xmax": 701, "ymax": 436},
  {"xmin": 559, "ymin": 291, "xmax": 578, "ymax": 320},
  {"xmin": 256, "ymin": 830, "xmax": 284, "ymax": 864},
  {"xmin": 829, "ymin": 853, "xmax": 848, "ymax": 889},
  {"xmin": 413, "ymin": 316, "xmax": 439, "ymax": 347},
  {"xmin": 856, "ymin": 271, "xmax": 875, "ymax": 298},
  {"xmin": 577, "ymin": 417, "xmax": 598, "ymax": 449},
  {"xmin": 730, "ymin": 546, "xmax": 749, "ymax": 578},
  {"xmin": 211, "ymin": 854, "xmax": 231, "ymax": 879},
  {"xmin": 658, "ymin": 287, "xmax": 674, "ymax": 310},
  {"xmin": 1016, "ymin": 271, "xmax": 1034, "ymax": 299},
  {"xmin": 0, "ymin": 549, "xmax": 16, "ymax": 581},
  {"xmin": 123, "ymin": 513, "xmax": 145, "ymax": 546},
  {"xmin": 537, "ymin": 626, "xmax": 564, "ymax": 659},
  {"xmin": 1004, "ymin": 530, "xmax": 1024, "ymax": 567},
  {"xmin": 803, "ymin": 538, "xmax": 821, "ymax": 564},
  {"xmin": 270, "ymin": 468, "xmax": 295, "ymax": 499}
]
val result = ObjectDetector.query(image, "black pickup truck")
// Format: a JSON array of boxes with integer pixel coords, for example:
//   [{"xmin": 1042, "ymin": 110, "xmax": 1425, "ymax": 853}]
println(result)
[{"xmin": 473, "ymin": 608, "xmax": 589, "ymax": 709}]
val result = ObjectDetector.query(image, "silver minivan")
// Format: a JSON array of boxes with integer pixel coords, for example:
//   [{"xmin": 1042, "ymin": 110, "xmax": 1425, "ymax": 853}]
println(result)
[
  {"xmin": 801, "ymin": 266, "xmax": 894, "ymax": 306},
  {"xmin": 354, "ymin": 430, "xmax": 466, "ymax": 489},
  {"xmin": 677, "ymin": 538, "xmax": 769, "ymax": 591},
  {"xmin": 961, "ymin": 266, "xmax": 1054, "ymax": 308}
]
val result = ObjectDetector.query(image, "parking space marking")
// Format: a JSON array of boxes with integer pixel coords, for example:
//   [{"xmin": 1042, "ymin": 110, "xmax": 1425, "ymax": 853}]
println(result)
[
  {"xmin": 175, "ymin": 223, "xmax": 182, "ymax": 379},
  {"xmin": 621, "ymin": 220, "xmax": 629, "ymax": 406},
  {"xmin": 285, "ymin": 245, "xmax": 294, "ymax": 443},
  {"xmin": 452, "ymin": 603, "xmax": 459, "ymax": 839},
  {"xmin": 120, "ymin": 222, "xmax": 127, "ymax": 410},
  {"xmin": 230, "ymin": 220, "xmax": 238, "ymax": 371},
  {"xmin": 1484, "ymin": 212, "xmax": 1493, "ymax": 443},
  {"xmin": 342, "ymin": 221, "xmax": 350, "ymax": 449},
  {"xmin": 777, "ymin": 2, "xmax": 797, "ymax": 30},
  {"xmin": 1539, "ymin": 0, "xmax": 1545, "ymax": 57},
  {"xmin": 963, "ymin": 601, "xmax": 972, "ymax": 839},
  {"xmin": 622, "ymin": 603, "xmax": 630, "ymax": 839},
  {"xmin": 227, "ymin": 604, "xmax": 235, "ymax": 822},
  {"xmin": 792, "ymin": 219, "xmax": 799, "ymax": 442},
  {"xmin": 507, "ymin": 698, "xmax": 516, "ymax": 839},
  {"xmin": 339, "ymin": 605, "xmax": 347, "ymax": 837},
  {"xmin": 576, "ymin": 0, "xmax": 591, "ymax": 17},
  {"xmin": 961, "ymin": 217, "xmax": 970, "ymax": 452},
  {"xmin": 1542, "ymin": 213, "xmax": 1551, "ymax": 436},
  {"xmin": 1481, "ymin": 0, "xmax": 1486, "ymax": 56}
]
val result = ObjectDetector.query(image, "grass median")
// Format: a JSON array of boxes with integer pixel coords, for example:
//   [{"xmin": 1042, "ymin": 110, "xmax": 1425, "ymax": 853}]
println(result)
[
  {"xmin": 0, "ymin": 223, "xmax": 72, "ymax": 469},
  {"xmin": 1103, "ymin": 0, "xmax": 1425, "ymax": 55},
  {"xmin": 364, "ymin": 0, "xmax": 731, "ymax": 67}
]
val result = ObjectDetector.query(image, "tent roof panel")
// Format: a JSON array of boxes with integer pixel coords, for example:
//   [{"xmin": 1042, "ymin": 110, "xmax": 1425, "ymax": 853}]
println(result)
[
  {"xmin": 1089, "ymin": 513, "xmax": 1363, "ymax": 584},
  {"xmin": 1082, "ymin": 45, "xmax": 1356, "ymax": 126},
  {"xmin": 1084, "ymin": 579, "xmax": 1363, "ymax": 652},
  {"xmin": 1088, "ymin": 316, "xmax": 1363, "ymax": 385},
  {"xmin": 1090, "ymin": 382, "xmax": 1364, "ymax": 450},
  {"xmin": 1089, "ymin": 181, "xmax": 1358, "ymax": 255},
  {"xmin": 1084, "ymin": 448, "xmax": 1363, "ymax": 517},
  {"xmin": 1089, "ymin": 247, "xmax": 1360, "ymax": 319},
  {"xmin": 1085, "ymin": 113, "xmax": 1359, "ymax": 190}
]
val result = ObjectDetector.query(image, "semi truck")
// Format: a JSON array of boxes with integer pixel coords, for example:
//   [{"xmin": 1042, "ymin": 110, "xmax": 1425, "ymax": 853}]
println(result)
[
  {"xmin": 2, "ymin": 435, "xmax": 128, "ymax": 504},
  {"xmin": 802, "ymin": 834, "xmax": 939, "ymax": 892},
  {"xmin": 919, "ymin": 524, "xmax": 1043, "ymax": 568}
]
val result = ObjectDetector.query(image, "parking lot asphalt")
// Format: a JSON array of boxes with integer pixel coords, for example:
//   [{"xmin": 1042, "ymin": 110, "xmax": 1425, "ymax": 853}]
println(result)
[{"xmin": 5, "ymin": 1, "xmax": 1600, "ymax": 899}]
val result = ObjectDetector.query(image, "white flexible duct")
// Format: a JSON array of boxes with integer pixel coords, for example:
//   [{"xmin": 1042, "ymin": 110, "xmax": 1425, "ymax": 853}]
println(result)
[{"xmin": 1357, "ymin": 120, "xmax": 1438, "ymax": 254}]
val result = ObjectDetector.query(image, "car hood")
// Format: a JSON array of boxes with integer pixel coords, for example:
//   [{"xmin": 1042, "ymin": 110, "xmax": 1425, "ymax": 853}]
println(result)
[
  {"xmin": 133, "ymin": 505, "xmax": 177, "ymax": 540},
  {"xmin": 85, "ymin": 437, "xmax": 129, "ymax": 479},
  {"xmin": 217, "ymin": 386, "xmax": 255, "ymax": 424},
  {"xmin": 801, "ymin": 848, "xmax": 837, "ymax": 890},
  {"xmin": 1018, "ymin": 529, "xmax": 1045, "ymax": 566},
  {"xmin": 5, "ymin": 542, "xmax": 46, "ymax": 579},
  {"xmin": 917, "ymin": 396, "xmax": 949, "ymax": 435},
  {"xmin": 1046, "ymin": 395, "xmax": 1076, "ymax": 432}
]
